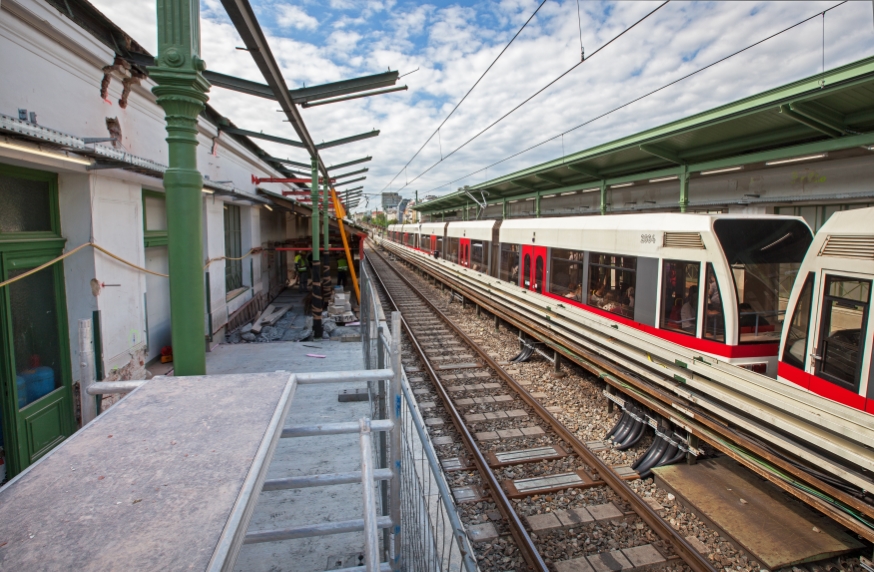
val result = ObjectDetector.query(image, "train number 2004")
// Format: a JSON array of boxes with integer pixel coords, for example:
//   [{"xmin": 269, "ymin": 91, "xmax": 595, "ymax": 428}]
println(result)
[{"xmin": 640, "ymin": 233, "xmax": 657, "ymax": 244}]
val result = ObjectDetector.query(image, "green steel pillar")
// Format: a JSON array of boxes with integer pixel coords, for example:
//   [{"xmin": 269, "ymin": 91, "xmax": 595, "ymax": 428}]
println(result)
[
  {"xmin": 503, "ymin": 198, "xmax": 508, "ymax": 220},
  {"xmin": 150, "ymin": 0, "xmax": 209, "ymax": 375},
  {"xmin": 535, "ymin": 192, "xmax": 541, "ymax": 218},
  {"xmin": 321, "ymin": 175, "xmax": 332, "ymax": 302},
  {"xmin": 599, "ymin": 180, "xmax": 608, "ymax": 215},
  {"xmin": 310, "ymin": 158, "xmax": 323, "ymax": 338},
  {"xmin": 679, "ymin": 165, "xmax": 690, "ymax": 213}
]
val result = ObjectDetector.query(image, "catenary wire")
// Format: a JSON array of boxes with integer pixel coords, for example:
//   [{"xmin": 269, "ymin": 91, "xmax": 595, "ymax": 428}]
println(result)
[
  {"xmin": 379, "ymin": 0, "xmax": 550, "ymax": 194},
  {"xmin": 420, "ymin": 1, "xmax": 849, "ymax": 196},
  {"xmin": 397, "ymin": 1, "xmax": 670, "ymax": 192}
]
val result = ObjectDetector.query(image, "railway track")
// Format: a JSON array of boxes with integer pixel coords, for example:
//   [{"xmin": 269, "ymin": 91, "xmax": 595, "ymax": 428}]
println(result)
[{"xmin": 366, "ymin": 247, "xmax": 716, "ymax": 572}]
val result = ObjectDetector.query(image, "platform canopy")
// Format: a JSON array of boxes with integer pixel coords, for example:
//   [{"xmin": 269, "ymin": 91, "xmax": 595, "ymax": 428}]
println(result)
[{"xmin": 415, "ymin": 56, "xmax": 874, "ymax": 216}]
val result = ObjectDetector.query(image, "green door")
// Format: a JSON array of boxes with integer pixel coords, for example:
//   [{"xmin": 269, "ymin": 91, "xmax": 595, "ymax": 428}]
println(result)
[{"xmin": 0, "ymin": 164, "xmax": 75, "ymax": 478}]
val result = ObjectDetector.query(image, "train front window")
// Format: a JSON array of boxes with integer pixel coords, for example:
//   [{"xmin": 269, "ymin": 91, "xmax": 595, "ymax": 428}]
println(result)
[
  {"xmin": 550, "ymin": 248, "xmax": 584, "ymax": 302},
  {"xmin": 782, "ymin": 273, "xmax": 815, "ymax": 370},
  {"xmin": 661, "ymin": 260, "xmax": 700, "ymax": 336},
  {"xmin": 815, "ymin": 276, "xmax": 870, "ymax": 392},
  {"xmin": 500, "ymin": 243, "xmax": 520, "ymax": 284},
  {"xmin": 587, "ymin": 253, "xmax": 636, "ymax": 319},
  {"xmin": 713, "ymin": 219, "xmax": 812, "ymax": 345}
]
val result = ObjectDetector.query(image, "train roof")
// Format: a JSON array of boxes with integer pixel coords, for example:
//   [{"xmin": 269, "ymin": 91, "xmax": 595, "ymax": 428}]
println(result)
[
  {"xmin": 446, "ymin": 220, "xmax": 499, "ymax": 241},
  {"xmin": 804, "ymin": 206, "xmax": 874, "ymax": 271},
  {"xmin": 419, "ymin": 222, "xmax": 447, "ymax": 234}
]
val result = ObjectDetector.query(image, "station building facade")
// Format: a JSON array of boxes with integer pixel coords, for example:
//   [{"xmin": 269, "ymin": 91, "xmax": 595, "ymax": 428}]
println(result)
[{"xmin": 0, "ymin": 0, "xmax": 320, "ymax": 476}]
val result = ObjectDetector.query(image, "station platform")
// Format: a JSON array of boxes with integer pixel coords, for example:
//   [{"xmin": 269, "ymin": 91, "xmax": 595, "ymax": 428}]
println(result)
[{"xmin": 207, "ymin": 340, "xmax": 374, "ymax": 572}]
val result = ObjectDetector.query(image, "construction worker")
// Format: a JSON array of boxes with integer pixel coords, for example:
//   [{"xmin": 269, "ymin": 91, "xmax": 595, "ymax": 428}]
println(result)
[
  {"xmin": 294, "ymin": 251, "xmax": 309, "ymax": 293},
  {"xmin": 336, "ymin": 255, "xmax": 349, "ymax": 289}
]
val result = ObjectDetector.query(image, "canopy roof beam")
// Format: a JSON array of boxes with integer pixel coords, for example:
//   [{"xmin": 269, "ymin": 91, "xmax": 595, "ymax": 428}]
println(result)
[
  {"xmin": 639, "ymin": 143, "xmax": 684, "ymax": 165},
  {"xmin": 333, "ymin": 168, "xmax": 369, "ymax": 180},
  {"xmin": 334, "ymin": 176, "xmax": 367, "ymax": 187},
  {"xmin": 328, "ymin": 157, "xmax": 372, "ymax": 171}
]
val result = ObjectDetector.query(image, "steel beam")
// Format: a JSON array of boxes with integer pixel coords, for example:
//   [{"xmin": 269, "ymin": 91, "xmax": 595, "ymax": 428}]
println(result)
[
  {"xmin": 567, "ymin": 163, "xmax": 600, "ymax": 178},
  {"xmin": 220, "ymin": 126, "xmax": 306, "ymax": 148},
  {"xmin": 302, "ymin": 85, "xmax": 408, "ymax": 108},
  {"xmin": 334, "ymin": 176, "xmax": 367, "ymax": 187},
  {"xmin": 328, "ymin": 156, "xmax": 372, "ymax": 171},
  {"xmin": 639, "ymin": 143, "xmax": 684, "ymax": 165},
  {"xmin": 316, "ymin": 130, "xmax": 380, "ymax": 150},
  {"xmin": 290, "ymin": 71, "xmax": 399, "ymax": 104},
  {"xmin": 779, "ymin": 105, "xmax": 843, "ymax": 138},
  {"xmin": 332, "ymin": 167, "xmax": 369, "ymax": 180}
]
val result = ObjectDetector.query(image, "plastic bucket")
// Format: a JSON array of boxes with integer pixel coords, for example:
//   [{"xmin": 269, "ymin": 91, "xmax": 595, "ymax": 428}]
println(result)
[
  {"xmin": 16, "ymin": 375, "xmax": 27, "ymax": 408},
  {"xmin": 24, "ymin": 366, "xmax": 55, "ymax": 403}
]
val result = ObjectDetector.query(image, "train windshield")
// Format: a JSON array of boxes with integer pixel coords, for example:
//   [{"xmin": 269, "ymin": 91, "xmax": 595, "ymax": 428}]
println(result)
[{"xmin": 713, "ymin": 219, "xmax": 812, "ymax": 345}]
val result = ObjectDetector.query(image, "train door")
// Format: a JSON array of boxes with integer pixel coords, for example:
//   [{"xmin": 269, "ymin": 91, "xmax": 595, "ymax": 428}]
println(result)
[
  {"xmin": 460, "ymin": 238, "xmax": 471, "ymax": 267},
  {"xmin": 521, "ymin": 245, "xmax": 547, "ymax": 293},
  {"xmin": 430, "ymin": 235, "xmax": 437, "ymax": 252},
  {"xmin": 813, "ymin": 274, "xmax": 871, "ymax": 395}
]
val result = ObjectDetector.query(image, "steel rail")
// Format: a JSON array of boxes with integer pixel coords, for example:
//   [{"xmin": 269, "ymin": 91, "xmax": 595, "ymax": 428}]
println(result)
[
  {"xmin": 369, "ymin": 247, "xmax": 717, "ymax": 572},
  {"xmin": 366, "ymin": 256, "xmax": 549, "ymax": 572},
  {"xmin": 377, "ymin": 240, "xmax": 874, "ymax": 542}
]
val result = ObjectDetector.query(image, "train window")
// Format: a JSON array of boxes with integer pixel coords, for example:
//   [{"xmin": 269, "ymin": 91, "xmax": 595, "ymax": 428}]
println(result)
[
  {"xmin": 447, "ymin": 237, "xmax": 459, "ymax": 263},
  {"xmin": 782, "ymin": 273, "xmax": 815, "ymax": 370},
  {"xmin": 471, "ymin": 240, "xmax": 486, "ymax": 271},
  {"xmin": 703, "ymin": 264, "xmax": 725, "ymax": 342},
  {"xmin": 661, "ymin": 260, "xmax": 700, "ymax": 336},
  {"xmin": 534, "ymin": 256, "xmax": 544, "ymax": 294},
  {"xmin": 500, "ymin": 243, "xmax": 520, "ymax": 284},
  {"xmin": 587, "ymin": 253, "xmax": 636, "ymax": 319},
  {"xmin": 550, "ymin": 248, "xmax": 585, "ymax": 302},
  {"xmin": 436, "ymin": 236, "xmax": 443, "ymax": 256},
  {"xmin": 713, "ymin": 219, "xmax": 811, "ymax": 345},
  {"xmin": 815, "ymin": 275, "xmax": 871, "ymax": 392},
  {"xmin": 523, "ymin": 253, "xmax": 532, "ymax": 289}
]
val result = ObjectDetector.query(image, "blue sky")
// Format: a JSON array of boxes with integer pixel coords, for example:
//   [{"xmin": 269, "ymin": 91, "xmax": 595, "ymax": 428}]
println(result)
[{"xmin": 92, "ymin": 0, "xmax": 874, "ymax": 209}]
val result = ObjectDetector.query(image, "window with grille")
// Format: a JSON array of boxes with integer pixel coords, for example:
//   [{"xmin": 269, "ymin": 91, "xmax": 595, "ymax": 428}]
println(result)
[{"xmin": 224, "ymin": 204, "xmax": 243, "ymax": 292}]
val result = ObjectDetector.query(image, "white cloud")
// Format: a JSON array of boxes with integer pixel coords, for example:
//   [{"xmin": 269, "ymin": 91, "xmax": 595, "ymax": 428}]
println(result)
[{"xmin": 276, "ymin": 5, "xmax": 318, "ymax": 30}]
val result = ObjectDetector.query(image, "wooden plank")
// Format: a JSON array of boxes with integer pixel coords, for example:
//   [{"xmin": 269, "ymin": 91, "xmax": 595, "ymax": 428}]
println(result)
[
  {"xmin": 250, "ymin": 304, "xmax": 275, "ymax": 334},
  {"xmin": 653, "ymin": 456, "xmax": 864, "ymax": 569},
  {"xmin": 262, "ymin": 304, "xmax": 293, "ymax": 327},
  {"xmin": 0, "ymin": 372, "xmax": 295, "ymax": 571}
]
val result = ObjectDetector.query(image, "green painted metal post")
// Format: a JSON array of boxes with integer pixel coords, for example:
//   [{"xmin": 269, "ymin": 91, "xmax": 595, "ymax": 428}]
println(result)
[
  {"xmin": 503, "ymin": 198, "xmax": 508, "ymax": 220},
  {"xmin": 311, "ymin": 158, "xmax": 323, "ymax": 338},
  {"xmin": 150, "ymin": 0, "xmax": 209, "ymax": 375},
  {"xmin": 535, "ymin": 192, "xmax": 541, "ymax": 218},
  {"xmin": 679, "ymin": 165, "xmax": 690, "ymax": 213},
  {"xmin": 599, "ymin": 180, "xmax": 607, "ymax": 215},
  {"xmin": 321, "ymin": 176, "xmax": 332, "ymax": 304}
]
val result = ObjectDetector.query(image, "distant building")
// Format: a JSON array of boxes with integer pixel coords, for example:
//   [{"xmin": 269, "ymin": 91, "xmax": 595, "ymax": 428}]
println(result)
[{"xmin": 381, "ymin": 192, "xmax": 401, "ymax": 210}]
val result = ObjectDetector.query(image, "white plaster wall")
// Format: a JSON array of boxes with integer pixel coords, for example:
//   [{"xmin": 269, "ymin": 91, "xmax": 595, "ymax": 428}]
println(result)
[
  {"xmin": 90, "ymin": 176, "xmax": 146, "ymax": 377},
  {"xmin": 144, "ymin": 246, "xmax": 170, "ymax": 363},
  {"xmin": 58, "ymin": 173, "xmax": 97, "ymax": 383},
  {"xmin": 204, "ymin": 196, "xmax": 229, "ymax": 332}
]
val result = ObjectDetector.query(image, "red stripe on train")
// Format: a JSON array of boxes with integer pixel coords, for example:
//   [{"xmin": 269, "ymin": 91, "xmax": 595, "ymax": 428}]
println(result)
[{"xmin": 778, "ymin": 361, "xmax": 872, "ymax": 413}]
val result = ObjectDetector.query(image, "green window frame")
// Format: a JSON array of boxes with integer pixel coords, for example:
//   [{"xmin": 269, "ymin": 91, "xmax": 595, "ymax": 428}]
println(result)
[
  {"xmin": 142, "ymin": 190, "xmax": 168, "ymax": 247},
  {"xmin": 0, "ymin": 163, "xmax": 62, "ymax": 241},
  {"xmin": 224, "ymin": 204, "xmax": 243, "ymax": 292}
]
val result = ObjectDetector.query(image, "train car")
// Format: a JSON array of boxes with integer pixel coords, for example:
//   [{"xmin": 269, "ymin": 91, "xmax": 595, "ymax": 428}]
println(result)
[
  {"xmin": 419, "ymin": 222, "xmax": 447, "ymax": 257},
  {"xmin": 492, "ymin": 213, "xmax": 812, "ymax": 375},
  {"xmin": 445, "ymin": 220, "xmax": 499, "ymax": 274},
  {"xmin": 778, "ymin": 207, "xmax": 874, "ymax": 414}
]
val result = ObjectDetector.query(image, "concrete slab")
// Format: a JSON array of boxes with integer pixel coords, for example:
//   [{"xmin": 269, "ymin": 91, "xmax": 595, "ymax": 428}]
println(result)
[
  {"xmin": 526, "ymin": 512, "xmax": 562, "ymax": 532},
  {"xmin": 587, "ymin": 502, "xmax": 623, "ymax": 522},
  {"xmin": 653, "ymin": 456, "xmax": 864, "ymax": 569},
  {"xmin": 556, "ymin": 507, "xmax": 594, "ymax": 527},
  {"xmin": 204, "ymin": 341, "xmax": 378, "ymax": 572},
  {"xmin": 587, "ymin": 550, "xmax": 633, "ymax": 571},
  {"xmin": 467, "ymin": 523, "xmax": 498, "ymax": 543},
  {"xmin": 621, "ymin": 545, "xmax": 666, "ymax": 569},
  {"xmin": 555, "ymin": 556, "xmax": 596, "ymax": 572}
]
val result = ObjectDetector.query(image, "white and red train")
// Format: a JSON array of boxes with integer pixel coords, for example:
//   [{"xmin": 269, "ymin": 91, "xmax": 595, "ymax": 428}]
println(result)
[{"xmin": 385, "ymin": 210, "xmax": 874, "ymax": 416}]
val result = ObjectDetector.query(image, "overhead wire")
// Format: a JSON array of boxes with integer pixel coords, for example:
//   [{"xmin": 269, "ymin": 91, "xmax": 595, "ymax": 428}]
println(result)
[
  {"xmin": 399, "ymin": 1, "xmax": 670, "ymax": 192},
  {"xmin": 379, "ymin": 0, "xmax": 550, "ymax": 193},
  {"xmin": 421, "ymin": 0, "xmax": 849, "ymax": 195}
]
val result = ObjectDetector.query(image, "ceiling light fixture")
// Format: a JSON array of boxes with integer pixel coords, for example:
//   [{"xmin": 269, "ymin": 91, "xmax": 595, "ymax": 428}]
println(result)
[
  {"xmin": 202, "ymin": 188, "xmax": 215, "ymax": 194},
  {"xmin": 700, "ymin": 166, "xmax": 743, "ymax": 175},
  {"xmin": 765, "ymin": 153, "xmax": 827, "ymax": 166},
  {"xmin": 580, "ymin": 187, "xmax": 600, "ymax": 193},
  {"xmin": 649, "ymin": 175, "xmax": 678, "ymax": 183},
  {"xmin": 0, "ymin": 140, "xmax": 92, "ymax": 166},
  {"xmin": 560, "ymin": 191, "xmax": 577, "ymax": 196},
  {"xmin": 610, "ymin": 182, "xmax": 633, "ymax": 189},
  {"xmin": 263, "ymin": 204, "xmax": 273, "ymax": 211}
]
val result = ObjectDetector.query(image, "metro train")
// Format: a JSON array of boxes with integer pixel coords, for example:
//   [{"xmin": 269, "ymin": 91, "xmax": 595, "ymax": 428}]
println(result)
[{"xmin": 383, "ymin": 210, "xmax": 874, "ymax": 419}]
